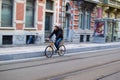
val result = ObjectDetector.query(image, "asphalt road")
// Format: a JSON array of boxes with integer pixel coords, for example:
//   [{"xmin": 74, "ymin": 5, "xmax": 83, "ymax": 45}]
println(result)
[{"xmin": 0, "ymin": 48, "xmax": 120, "ymax": 80}]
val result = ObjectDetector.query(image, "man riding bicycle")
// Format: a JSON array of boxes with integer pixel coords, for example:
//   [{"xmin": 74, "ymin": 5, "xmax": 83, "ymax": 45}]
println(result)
[{"xmin": 48, "ymin": 25, "xmax": 63, "ymax": 52}]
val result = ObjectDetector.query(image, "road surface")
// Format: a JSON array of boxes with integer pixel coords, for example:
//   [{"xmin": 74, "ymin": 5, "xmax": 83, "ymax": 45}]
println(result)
[{"xmin": 0, "ymin": 48, "xmax": 120, "ymax": 80}]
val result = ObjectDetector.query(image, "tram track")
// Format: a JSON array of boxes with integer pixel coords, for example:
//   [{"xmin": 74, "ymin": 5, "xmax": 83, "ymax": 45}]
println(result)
[
  {"xmin": 0, "ymin": 48, "xmax": 120, "ymax": 73},
  {"xmin": 39, "ymin": 60, "xmax": 120, "ymax": 80},
  {"xmin": 0, "ymin": 48, "xmax": 120, "ymax": 80},
  {"xmin": 96, "ymin": 71, "xmax": 120, "ymax": 80}
]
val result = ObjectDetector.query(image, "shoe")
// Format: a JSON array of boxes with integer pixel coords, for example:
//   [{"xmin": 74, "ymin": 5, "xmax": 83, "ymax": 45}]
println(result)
[
  {"xmin": 55, "ymin": 50, "xmax": 59, "ymax": 53},
  {"xmin": 55, "ymin": 50, "xmax": 58, "ymax": 53}
]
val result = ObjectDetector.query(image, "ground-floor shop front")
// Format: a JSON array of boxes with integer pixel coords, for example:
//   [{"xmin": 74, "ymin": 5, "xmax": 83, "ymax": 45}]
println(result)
[{"xmin": 93, "ymin": 18, "xmax": 120, "ymax": 43}]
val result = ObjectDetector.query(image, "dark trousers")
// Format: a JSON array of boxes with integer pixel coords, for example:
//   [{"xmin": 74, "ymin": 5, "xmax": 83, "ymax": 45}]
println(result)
[{"xmin": 55, "ymin": 38, "xmax": 63, "ymax": 50}]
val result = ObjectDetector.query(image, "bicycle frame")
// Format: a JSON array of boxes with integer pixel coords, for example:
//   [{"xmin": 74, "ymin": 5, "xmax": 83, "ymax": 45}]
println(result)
[
  {"xmin": 49, "ymin": 40, "xmax": 57, "ymax": 51},
  {"xmin": 48, "ymin": 39, "xmax": 64, "ymax": 51},
  {"xmin": 45, "ymin": 39, "xmax": 66, "ymax": 58}
]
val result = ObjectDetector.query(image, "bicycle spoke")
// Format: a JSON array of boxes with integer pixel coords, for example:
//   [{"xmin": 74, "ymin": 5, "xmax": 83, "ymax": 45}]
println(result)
[
  {"xmin": 58, "ymin": 45, "xmax": 66, "ymax": 56},
  {"xmin": 45, "ymin": 46, "xmax": 54, "ymax": 58}
]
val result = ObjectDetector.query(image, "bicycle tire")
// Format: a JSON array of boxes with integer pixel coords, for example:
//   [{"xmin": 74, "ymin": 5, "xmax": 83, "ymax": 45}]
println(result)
[
  {"xmin": 44, "ymin": 46, "xmax": 54, "ymax": 58},
  {"xmin": 58, "ymin": 45, "xmax": 66, "ymax": 56}
]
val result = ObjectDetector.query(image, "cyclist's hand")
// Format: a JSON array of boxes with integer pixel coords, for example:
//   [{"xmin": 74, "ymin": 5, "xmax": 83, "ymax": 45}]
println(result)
[{"xmin": 46, "ymin": 38, "xmax": 50, "ymax": 41}]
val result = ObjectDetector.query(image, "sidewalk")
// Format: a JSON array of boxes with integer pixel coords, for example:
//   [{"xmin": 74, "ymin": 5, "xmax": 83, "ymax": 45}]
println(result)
[{"xmin": 0, "ymin": 42, "xmax": 120, "ymax": 61}]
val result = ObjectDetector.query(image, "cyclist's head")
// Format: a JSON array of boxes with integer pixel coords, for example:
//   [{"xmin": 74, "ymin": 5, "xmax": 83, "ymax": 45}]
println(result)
[{"xmin": 54, "ymin": 25, "xmax": 59, "ymax": 30}]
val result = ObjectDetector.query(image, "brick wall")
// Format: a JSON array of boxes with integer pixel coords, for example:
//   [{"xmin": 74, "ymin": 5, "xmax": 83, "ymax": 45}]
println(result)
[{"xmin": 16, "ymin": 2, "xmax": 24, "ymax": 30}]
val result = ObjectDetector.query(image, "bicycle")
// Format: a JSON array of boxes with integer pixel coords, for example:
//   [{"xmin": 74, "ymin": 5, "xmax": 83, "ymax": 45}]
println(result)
[{"xmin": 44, "ymin": 39, "xmax": 66, "ymax": 58}]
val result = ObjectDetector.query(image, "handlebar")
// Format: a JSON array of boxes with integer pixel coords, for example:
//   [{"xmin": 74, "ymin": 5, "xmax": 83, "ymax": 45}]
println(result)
[
  {"xmin": 46, "ymin": 38, "xmax": 54, "ymax": 43},
  {"xmin": 49, "ymin": 39, "xmax": 54, "ymax": 43}
]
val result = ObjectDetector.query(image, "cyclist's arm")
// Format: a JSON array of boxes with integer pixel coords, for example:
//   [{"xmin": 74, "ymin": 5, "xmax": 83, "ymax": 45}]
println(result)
[{"xmin": 49, "ymin": 30, "xmax": 55, "ymax": 39}]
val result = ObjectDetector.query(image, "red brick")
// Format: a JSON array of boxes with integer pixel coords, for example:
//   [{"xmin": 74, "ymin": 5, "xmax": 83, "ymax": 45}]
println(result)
[
  {"xmin": 74, "ymin": 21, "xmax": 78, "ymax": 24},
  {"xmin": 60, "ymin": 0, "xmax": 62, "ymax": 6},
  {"xmin": 75, "ymin": 10, "xmax": 79, "ymax": 14},
  {"xmin": 37, "ymin": 24, "xmax": 42, "ymax": 30},
  {"xmin": 16, "ymin": 3, "xmax": 24, "ymax": 20},
  {"xmin": 74, "ymin": 15, "xmax": 79, "ymax": 19},
  {"xmin": 38, "ymin": 6, "xmax": 43, "ymax": 21},
  {"xmin": 16, "ymin": 23, "xmax": 23, "ymax": 30},
  {"xmin": 74, "ymin": 26, "xmax": 78, "ymax": 30},
  {"xmin": 38, "ymin": 0, "xmax": 45, "ymax": 3}
]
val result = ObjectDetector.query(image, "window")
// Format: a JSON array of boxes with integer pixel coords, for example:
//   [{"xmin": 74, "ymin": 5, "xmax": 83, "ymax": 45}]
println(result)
[
  {"xmin": 87, "ymin": 11, "xmax": 91, "ymax": 29},
  {"xmin": 79, "ymin": 13, "xmax": 83, "ymax": 29},
  {"xmin": 66, "ymin": 3, "xmax": 70, "ymax": 11},
  {"xmin": 80, "ymin": 35, "xmax": 84, "ymax": 42},
  {"xmin": 84, "ymin": 11, "xmax": 88, "ymax": 29},
  {"xmin": 2, "ymin": 35, "xmax": 13, "ymax": 45},
  {"xmin": 80, "ymin": 12, "xmax": 84, "ymax": 29},
  {"xmin": 45, "ymin": 13, "xmax": 53, "ymax": 30},
  {"xmin": 78, "ymin": 13, "xmax": 81, "ymax": 28},
  {"xmin": 1, "ymin": 0, "xmax": 13, "ymax": 27},
  {"xmin": 86, "ymin": 35, "xmax": 90, "ymax": 42},
  {"xmin": 25, "ymin": 0, "xmax": 35, "ymax": 28},
  {"xmin": 46, "ymin": 0, "xmax": 53, "ymax": 10}
]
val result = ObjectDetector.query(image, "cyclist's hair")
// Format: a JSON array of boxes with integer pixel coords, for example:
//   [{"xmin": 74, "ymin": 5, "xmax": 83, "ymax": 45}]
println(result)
[{"xmin": 54, "ymin": 25, "xmax": 59, "ymax": 29}]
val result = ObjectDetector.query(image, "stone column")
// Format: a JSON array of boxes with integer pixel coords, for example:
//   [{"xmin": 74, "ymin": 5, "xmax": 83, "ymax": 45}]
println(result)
[
  {"xmin": 0, "ymin": 0, "xmax": 2, "ymax": 27},
  {"xmin": 35, "ymin": 0, "xmax": 45, "ymax": 43},
  {"xmin": 0, "ymin": 0, "xmax": 2, "ymax": 45}
]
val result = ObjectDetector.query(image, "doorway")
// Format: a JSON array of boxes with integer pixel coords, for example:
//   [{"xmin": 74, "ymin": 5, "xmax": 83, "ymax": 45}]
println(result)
[
  {"xmin": 45, "ymin": 12, "xmax": 53, "ymax": 39},
  {"xmin": 65, "ymin": 14, "xmax": 71, "ymax": 40}
]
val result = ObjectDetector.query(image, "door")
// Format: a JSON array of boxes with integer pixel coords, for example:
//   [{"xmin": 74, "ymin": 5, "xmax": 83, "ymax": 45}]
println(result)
[
  {"xmin": 45, "ymin": 12, "xmax": 53, "ymax": 39},
  {"xmin": 65, "ymin": 14, "xmax": 70, "ymax": 40},
  {"xmin": 107, "ymin": 22, "xmax": 113, "ymax": 42}
]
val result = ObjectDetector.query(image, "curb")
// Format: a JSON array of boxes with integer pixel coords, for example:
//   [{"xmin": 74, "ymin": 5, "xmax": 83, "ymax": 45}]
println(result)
[{"xmin": 0, "ymin": 44, "xmax": 120, "ymax": 61}]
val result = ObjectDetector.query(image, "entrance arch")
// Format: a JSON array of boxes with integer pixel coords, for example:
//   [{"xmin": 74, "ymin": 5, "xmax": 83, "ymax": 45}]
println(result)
[{"xmin": 65, "ymin": 3, "xmax": 71, "ymax": 41}]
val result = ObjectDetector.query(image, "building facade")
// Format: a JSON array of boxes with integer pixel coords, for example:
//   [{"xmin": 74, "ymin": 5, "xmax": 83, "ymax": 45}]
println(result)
[
  {"xmin": 59, "ymin": 0, "xmax": 120, "ymax": 43},
  {"xmin": 0, "ymin": 0, "xmax": 120, "ymax": 45},
  {"xmin": 93, "ymin": 0, "xmax": 120, "ymax": 42},
  {"xmin": 59, "ymin": 0, "xmax": 99, "ymax": 43},
  {"xmin": 0, "ymin": 0, "xmax": 59, "ymax": 45}
]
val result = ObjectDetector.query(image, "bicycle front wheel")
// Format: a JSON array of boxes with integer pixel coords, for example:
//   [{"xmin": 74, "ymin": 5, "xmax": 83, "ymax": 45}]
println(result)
[
  {"xmin": 58, "ymin": 45, "xmax": 66, "ymax": 56},
  {"xmin": 44, "ymin": 46, "xmax": 54, "ymax": 58}
]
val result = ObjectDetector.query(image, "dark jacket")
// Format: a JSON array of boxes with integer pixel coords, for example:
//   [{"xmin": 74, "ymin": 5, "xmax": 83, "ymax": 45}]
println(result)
[{"xmin": 49, "ymin": 28, "xmax": 63, "ymax": 39}]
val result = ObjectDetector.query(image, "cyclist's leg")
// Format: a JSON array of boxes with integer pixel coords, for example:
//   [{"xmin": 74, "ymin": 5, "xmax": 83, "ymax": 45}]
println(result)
[{"xmin": 55, "ymin": 38, "xmax": 63, "ymax": 50}]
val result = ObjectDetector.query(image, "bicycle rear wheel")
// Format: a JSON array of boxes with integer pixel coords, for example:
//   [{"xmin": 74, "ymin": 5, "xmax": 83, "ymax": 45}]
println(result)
[
  {"xmin": 44, "ymin": 46, "xmax": 54, "ymax": 58},
  {"xmin": 58, "ymin": 45, "xmax": 66, "ymax": 56}
]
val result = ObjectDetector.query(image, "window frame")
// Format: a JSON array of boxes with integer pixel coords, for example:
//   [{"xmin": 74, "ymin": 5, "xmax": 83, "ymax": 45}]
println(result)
[
  {"xmin": 25, "ymin": 0, "xmax": 35, "ymax": 28},
  {"xmin": 86, "ymin": 10, "xmax": 91, "ymax": 30},
  {"xmin": 1, "ymin": 0, "xmax": 14, "ymax": 27},
  {"xmin": 46, "ymin": 0, "xmax": 54, "ymax": 10}
]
